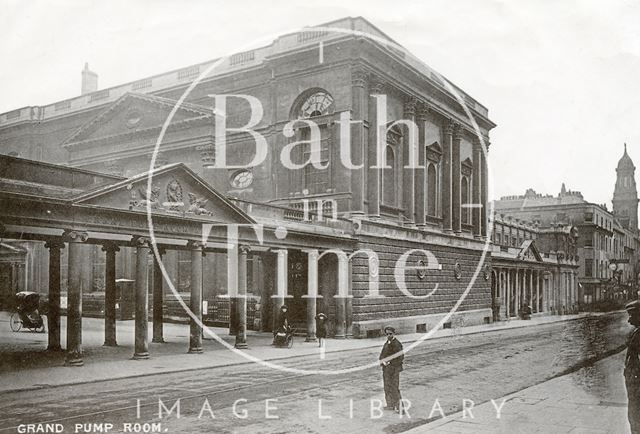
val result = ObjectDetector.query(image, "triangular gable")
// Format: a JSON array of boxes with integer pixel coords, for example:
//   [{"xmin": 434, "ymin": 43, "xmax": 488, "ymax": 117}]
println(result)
[
  {"xmin": 517, "ymin": 240, "xmax": 543, "ymax": 262},
  {"xmin": 426, "ymin": 141, "xmax": 442, "ymax": 162},
  {"xmin": 73, "ymin": 163, "xmax": 254, "ymax": 225},
  {"xmin": 62, "ymin": 92, "xmax": 211, "ymax": 146}
]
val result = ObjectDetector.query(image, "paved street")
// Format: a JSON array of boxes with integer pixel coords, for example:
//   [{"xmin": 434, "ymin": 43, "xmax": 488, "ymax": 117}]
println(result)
[
  {"xmin": 408, "ymin": 351, "xmax": 630, "ymax": 434},
  {"xmin": 0, "ymin": 312, "xmax": 631, "ymax": 433}
]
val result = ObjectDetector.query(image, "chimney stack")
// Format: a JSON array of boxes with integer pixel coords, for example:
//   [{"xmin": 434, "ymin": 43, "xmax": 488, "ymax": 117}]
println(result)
[{"xmin": 81, "ymin": 62, "xmax": 98, "ymax": 95}]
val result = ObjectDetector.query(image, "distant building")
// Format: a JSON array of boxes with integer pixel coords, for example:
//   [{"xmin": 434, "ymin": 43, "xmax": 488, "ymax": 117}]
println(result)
[
  {"xmin": 493, "ymin": 146, "xmax": 640, "ymax": 306},
  {"xmin": 489, "ymin": 214, "xmax": 579, "ymax": 319}
]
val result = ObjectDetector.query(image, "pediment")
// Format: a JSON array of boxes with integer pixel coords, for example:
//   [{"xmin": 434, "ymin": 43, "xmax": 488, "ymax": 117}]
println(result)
[
  {"xmin": 517, "ymin": 240, "xmax": 543, "ymax": 262},
  {"xmin": 461, "ymin": 157, "xmax": 473, "ymax": 176},
  {"xmin": 63, "ymin": 93, "xmax": 211, "ymax": 146},
  {"xmin": 73, "ymin": 164, "xmax": 253, "ymax": 225},
  {"xmin": 426, "ymin": 141, "xmax": 442, "ymax": 162}
]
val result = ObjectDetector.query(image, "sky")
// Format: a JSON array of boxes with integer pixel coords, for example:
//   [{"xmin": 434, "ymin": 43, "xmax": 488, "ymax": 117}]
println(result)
[{"xmin": 1, "ymin": 0, "xmax": 639, "ymax": 206}]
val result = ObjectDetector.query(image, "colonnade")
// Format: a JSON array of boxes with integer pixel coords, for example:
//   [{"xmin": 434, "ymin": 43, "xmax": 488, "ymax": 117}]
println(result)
[
  {"xmin": 493, "ymin": 267, "xmax": 544, "ymax": 319},
  {"xmin": 493, "ymin": 267, "xmax": 579, "ymax": 319},
  {"xmin": 44, "ymin": 232, "xmax": 353, "ymax": 366}
]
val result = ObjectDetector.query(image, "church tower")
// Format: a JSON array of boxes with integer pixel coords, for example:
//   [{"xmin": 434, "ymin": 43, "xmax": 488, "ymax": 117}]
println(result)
[{"xmin": 613, "ymin": 144, "xmax": 639, "ymax": 231}]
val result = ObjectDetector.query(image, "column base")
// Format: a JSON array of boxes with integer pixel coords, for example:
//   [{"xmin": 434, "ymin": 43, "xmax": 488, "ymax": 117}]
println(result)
[
  {"xmin": 188, "ymin": 347, "xmax": 203, "ymax": 354},
  {"xmin": 305, "ymin": 336, "xmax": 317, "ymax": 342},
  {"xmin": 443, "ymin": 229, "xmax": 453, "ymax": 234},
  {"xmin": 133, "ymin": 352, "xmax": 150, "ymax": 360},
  {"xmin": 152, "ymin": 338, "xmax": 165, "ymax": 343},
  {"xmin": 65, "ymin": 351, "xmax": 84, "ymax": 366},
  {"xmin": 103, "ymin": 340, "xmax": 118, "ymax": 347},
  {"xmin": 454, "ymin": 230, "xmax": 462, "ymax": 235},
  {"xmin": 234, "ymin": 342, "xmax": 248, "ymax": 349},
  {"xmin": 334, "ymin": 334, "xmax": 346, "ymax": 339},
  {"xmin": 47, "ymin": 345, "xmax": 63, "ymax": 352}
]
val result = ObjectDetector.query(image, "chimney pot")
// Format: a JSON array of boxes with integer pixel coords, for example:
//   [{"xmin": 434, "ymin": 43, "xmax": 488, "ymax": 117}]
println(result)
[{"xmin": 81, "ymin": 63, "xmax": 98, "ymax": 95}]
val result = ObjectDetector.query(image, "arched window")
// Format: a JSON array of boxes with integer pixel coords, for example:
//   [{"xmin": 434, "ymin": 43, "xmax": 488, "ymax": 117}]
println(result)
[
  {"xmin": 426, "ymin": 163, "xmax": 438, "ymax": 217},
  {"xmin": 289, "ymin": 89, "xmax": 334, "ymax": 194},
  {"xmin": 380, "ymin": 125, "xmax": 401, "ymax": 208},
  {"xmin": 382, "ymin": 145, "xmax": 396, "ymax": 206},
  {"xmin": 427, "ymin": 163, "xmax": 438, "ymax": 216},
  {"xmin": 461, "ymin": 176, "xmax": 469, "ymax": 225}
]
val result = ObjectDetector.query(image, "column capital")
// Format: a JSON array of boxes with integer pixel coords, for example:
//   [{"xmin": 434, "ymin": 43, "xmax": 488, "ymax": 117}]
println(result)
[
  {"xmin": 302, "ymin": 248, "xmax": 320, "ymax": 260},
  {"xmin": 369, "ymin": 76, "xmax": 386, "ymax": 95},
  {"xmin": 452, "ymin": 123, "xmax": 463, "ymax": 142},
  {"xmin": 239, "ymin": 245, "xmax": 251, "ymax": 255},
  {"xmin": 271, "ymin": 248, "xmax": 288, "ymax": 257},
  {"xmin": 417, "ymin": 103, "xmax": 430, "ymax": 121},
  {"xmin": 101, "ymin": 242, "xmax": 120, "ymax": 253},
  {"xmin": 45, "ymin": 239, "xmax": 66, "ymax": 250},
  {"xmin": 62, "ymin": 230, "xmax": 89, "ymax": 243},
  {"xmin": 444, "ymin": 120, "xmax": 455, "ymax": 135},
  {"xmin": 131, "ymin": 235, "xmax": 150, "ymax": 248},
  {"xmin": 187, "ymin": 240, "xmax": 206, "ymax": 250},
  {"xmin": 351, "ymin": 66, "xmax": 368, "ymax": 88},
  {"xmin": 403, "ymin": 97, "xmax": 417, "ymax": 117}
]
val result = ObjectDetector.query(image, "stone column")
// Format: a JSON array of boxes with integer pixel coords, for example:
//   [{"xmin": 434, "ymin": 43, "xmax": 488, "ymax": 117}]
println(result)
[
  {"xmin": 345, "ymin": 261, "xmax": 354, "ymax": 338},
  {"xmin": 506, "ymin": 269, "xmax": 511, "ymax": 318},
  {"xmin": 415, "ymin": 104, "xmax": 428, "ymax": 227},
  {"xmin": 350, "ymin": 67, "xmax": 367, "ymax": 215},
  {"xmin": 334, "ymin": 253, "xmax": 349, "ymax": 338},
  {"xmin": 65, "ymin": 230, "xmax": 88, "ymax": 366},
  {"xmin": 403, "ymin": 98, "xmax": 417, "ymax": 225},
  {"xmin": 452, "ymin": 124, "xmax": 462, "ymax": 234},
  {"xmin": 235, "ymin": 245, "xmax": 249, "ymax": 349},
  {"xmin": 228, "ymin": 239, "xmax": 239, "ymax": 336},
  {"xmin": 45, "ymin": 240, "xmax": 64, "ymax": 351},
  {"xmin": 304, "ymin": 249, "xmax": 319, "ymax": 342},
  {"xmin": 152, "ymin": 248, "xmax": 165, "ymax": 344},
  {"xmin": 272, "ymin": 249, "xmax": 288, "ymax": 331},
  {"xmin": 367, "ymin": 78, "xmax": 385, "ymax": 218},
  {"xmin": 536, "ymin": 271, "xmax": 541, "ymax": 313},
  {"xmin": 472, "ymin": 138, "xmax": 482, "ymax": 237},
  {"xmin": 442, "ymin": 121, "xmax": 454, "ymax": 232},
  {"xmin": 189, "ymin": 241, "xmax": 204, "ymax": 353},
  {"xmin": 133, "ymin": 237, "xmax": 150, "ymax": 360},
  {"xmin": 515, "ymin": 268, "xmax": 520, "ymax": 316},
  {"xmin": 528, "ymin": 269, "xmax": 533, "ymax": 307},
  {"xmin": 480, "ymin": 142, "xmax": 489, "ymax": 238},
  {"xmin": 102, "ymin": 242, "xmax": 119, "ymax": 347}
]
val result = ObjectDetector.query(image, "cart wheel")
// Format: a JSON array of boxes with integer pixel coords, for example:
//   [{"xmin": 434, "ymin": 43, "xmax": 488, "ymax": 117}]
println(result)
[
  {"xmin": 286, "ymin": 335, "xmax": 294, "ymax": 349},
  {"xmin": 9, "ymin": 313, "xmax": 22, "ymax": 332},
  {"xmin": 36, "ymin": 323, "xmax": 45, "ymax": 333}
]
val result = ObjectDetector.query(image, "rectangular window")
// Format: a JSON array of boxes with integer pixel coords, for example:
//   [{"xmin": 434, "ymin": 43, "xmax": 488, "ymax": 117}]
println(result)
[
  {"xmin": 585, "ymin": 259, "xmax": 593, "ymax": 277},
  {"xmin": 303, "ymin": 136, "xmax": 330, "ymax": 194}
]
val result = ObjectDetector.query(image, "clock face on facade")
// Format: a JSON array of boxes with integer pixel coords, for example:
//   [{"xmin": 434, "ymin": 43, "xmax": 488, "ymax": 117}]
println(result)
[
  {"xmin": 230, "ymin": 169, "xmax": 253, "ymax": 189},
  {"xmin": 299, "ymin": 91, "xmax": 334, "ymax": 118}
]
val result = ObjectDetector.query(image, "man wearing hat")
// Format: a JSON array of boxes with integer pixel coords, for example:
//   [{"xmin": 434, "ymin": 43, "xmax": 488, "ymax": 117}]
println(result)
[
  {"xmin": 379, "ymin": 325, "xmax": 404, "ymax": 412},
  {"xmin": 625, "ymin": 300, "xmax": 640, "ymax": 433}
]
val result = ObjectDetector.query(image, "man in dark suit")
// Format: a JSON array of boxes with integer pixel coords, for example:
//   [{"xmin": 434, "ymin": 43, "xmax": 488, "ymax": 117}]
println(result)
[
  {"xmin": 625, "ymin": 300, "xmax": 640, "ymax": 433},
  {"xmin": 379, "ymin": 325, "xmax": 404, "ymax": 412}
]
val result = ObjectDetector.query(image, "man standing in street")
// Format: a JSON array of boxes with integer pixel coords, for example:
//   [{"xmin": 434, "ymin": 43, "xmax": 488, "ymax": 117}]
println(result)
[
  {"xmin": 625, "ymin": 300, "xmax": 640, "ymax": 433},
  {"xmin": 379, "ymin": 325, "xmax": 404, "ymax": 412}
]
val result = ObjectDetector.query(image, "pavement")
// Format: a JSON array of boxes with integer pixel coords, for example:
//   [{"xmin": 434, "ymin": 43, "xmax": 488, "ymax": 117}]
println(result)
[
  {"xmin": 0, "ymin": 310, "xmax": 608, "ymax": 394},
  {"xmin": 407, "ymin": 351, "xmax": 631, "ymax": 434}
]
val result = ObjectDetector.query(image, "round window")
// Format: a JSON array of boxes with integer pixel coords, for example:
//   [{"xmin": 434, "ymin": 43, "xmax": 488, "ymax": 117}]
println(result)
[
  {"xmin": 126, "ymin": 110, "xmax": 142, "ymax": 128},
  {"xmin": 230, "ymin": 170, "xmax": 253, "ymax": 189}
]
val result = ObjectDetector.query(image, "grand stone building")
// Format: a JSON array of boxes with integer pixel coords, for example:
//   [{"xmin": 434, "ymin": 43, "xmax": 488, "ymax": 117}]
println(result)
[{"xmin": 0, "ymin": 17, "xmax": 496, "ymax": 362}]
